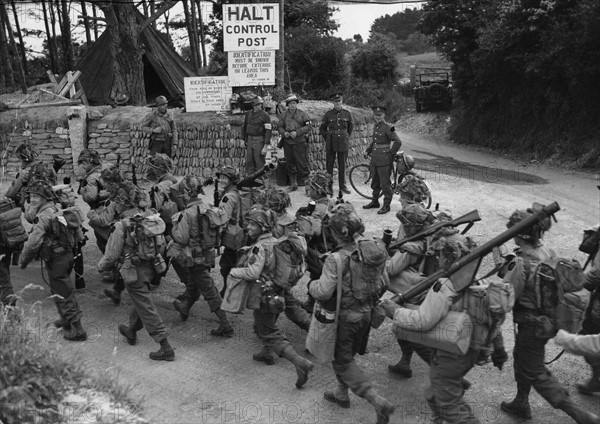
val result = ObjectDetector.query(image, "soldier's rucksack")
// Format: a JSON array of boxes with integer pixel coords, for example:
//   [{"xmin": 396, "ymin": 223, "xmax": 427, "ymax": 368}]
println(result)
[
  {"xmin": 50, "ymin": 206, "xmax": 84, "ymax": 251},
  {"xmin": 150, "ymin": 181, "xmax": 179, "ymax": 228},
  {"xmin": 195, "ymin": 205, "xmax": 228, "ymax": 266},
  {"xmin": 270, "ymin": 232, "xmax": 307, "ymax": 290},
  {"xmin": 347, "ymin": 238, "xmax": 389, "ymax": 304},
  {"xmin": 532, "ymin": 257, "xmax": 590, "ymax": 333},
  {"xmin": 0, "ymin": 199, "xmax": 28, "ymax": 249},
  {"xmin": 124, "ymin": 210, "xmax": 167, "ymax": 261}
]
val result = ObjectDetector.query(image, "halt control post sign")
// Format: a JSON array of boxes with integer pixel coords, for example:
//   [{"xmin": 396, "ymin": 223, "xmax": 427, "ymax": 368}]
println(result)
[
  {"xmin": 223, "ymin": 3, "xmax": 279, "ymax": 51},
  {"xmin": 228, "ymin": 51, "xmax": 275, "ymax": 87},
  {"xmin": 184, "ymin": 76, "xmax": 232, "ymax": 112}
]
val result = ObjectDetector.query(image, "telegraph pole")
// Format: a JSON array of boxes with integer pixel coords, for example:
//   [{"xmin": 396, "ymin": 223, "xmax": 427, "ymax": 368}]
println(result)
[{"xmin": 276, "ymin": 0, "xmax": 284, "ymax": 92}]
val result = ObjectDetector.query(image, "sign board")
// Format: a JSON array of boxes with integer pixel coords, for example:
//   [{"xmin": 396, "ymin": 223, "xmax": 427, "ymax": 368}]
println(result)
[
  {"xmin": 228, "ymin": 51, "xmax": 275, "ymax": 87},
  {"xmin": 223, "ymin": 3, "xmax": 279, "ymax": 51},
  {"xmin": 184, "ymin": 76, "xmax": 231, "ymax": 112}
]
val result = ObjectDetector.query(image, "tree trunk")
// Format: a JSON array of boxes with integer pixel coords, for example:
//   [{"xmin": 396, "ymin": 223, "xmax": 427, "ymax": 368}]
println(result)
[
  {"xmin": 183, "ymin": 0, "xmax": 199, "ymax": 72},
  {"xmin": 0, "ymin": 0, "xmax": 26, "ymax": 92},
  {"xmin": 99, "ymin": 0, "xmax": 146, "ymax": 105},
  {"xmin": 149, "ymin": 0, "xmax": 155, "ymax": 28},
  {"xmin": 60, "ymin": 0, "xmax": 73, "ymax": 71},
  {"xmin": 80, "ymin": 1, "xmax": 92, "ymax": 46},
  {"xmin": 190, "ymin": 0, "xmax": 201, "ymax": 69},
  {"xmin": 41, "ymin": 0, "xmax": 57, "ymax": 74},
  {"xmin": 276, "ymin": 0, "xmax": 284, "ymax": 92},
  {"xmin": 91, "ymin": 2, "xmax": 98, "ymax": 39},
  {"xmin": 195, "ymin": 0, "xmax": 206, "ymax": 69},
  {"xmin": 48, "ymin": 0, "xmax": 59, "ymax": 73},
  {"xmin": 10, "ymin": 0, "xmax": 27, "ymax": 74},
  {"xmin": 0, "ymin": 4, "xmax": 14, "ymax": 91},
  {"xmin": 164, "ymin": 9, "xmax": 170, "ymax": 39}
]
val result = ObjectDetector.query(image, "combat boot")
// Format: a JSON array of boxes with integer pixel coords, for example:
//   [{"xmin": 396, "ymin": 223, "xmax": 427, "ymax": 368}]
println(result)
[
  {"xmin": 118, "ymin": 324, "xmax": 137, "ymax": 345},
  {"xmin": 211, "ymin": 309, "xmax": 234, "ymax": 337},
  {"xmin": 388, "ymin": 355, "xmax": 412, "ymax": 378},
  {"xmin": 577, "ymin": 365, "xmax": 600, "ymax": 395},
  {"xmin": 253, "ymin": 346, "xmax": 275, "ymax": 365},
  {"xmin": 324, "ymin": 381, "xmax": 350, "ymax": 408},
  {"xmin": 54, "ymin": 317, "xmax": 71, "ymax": 330},
  {"xmin": 173, "ymin": 299, "xmax": 192, "ymax": 321},
  {"xmin": 363, "ymin": 200, "xmax": 380, "ymax": 209},
  {"xmin": 282, "ymin": 346, "xmax": 314, "ymax": 389},
  {"xmin": 102, "ymin": 270, "xmax": 114, "ymax": 282},
  {"xmin": 501, "ymin": 395, "xmax": 532, "ymax": 420},
  {"xmin": 104, "ymin": 288, "xmax": 121, "ymax": 305},
  {"xmin": 377, "ymin": 204, "xmax": 391, "ymax": 215},
  {"xmin": 559, "ymin": 399, "xmax": 600, "ymax": 424},
  {"xmin": 63, "ymin": 321, "xmax": 88, "ymax": 342},
  {"xmin": 149, "ymin": 338, "xmax": 175, "ymax": 361},
  {"xmin": 287, "ymin": 176, "xmax": 298, "ymax": 192},
  {"xmin": 364, "ymin": 388, "xmax": 396, "ymax": 424}
]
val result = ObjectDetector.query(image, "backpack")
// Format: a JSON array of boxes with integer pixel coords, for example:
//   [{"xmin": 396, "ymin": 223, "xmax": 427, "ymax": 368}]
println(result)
[
  {"xmin": 50, "ymin": 206, "xmax": 84, "ymax": 251},
  {"xmin": 533, "ymin": 257, "xmax": 590, "ymax": 333},
  {"xmin": 423, "ymin": 231, "xmax": 477, "ymax": 277},
  {"xmin": 270, "ymin": 232, "xmax": 307, "ymax": 290},
  {"xmin": 347, "ymin": 238, "xmax": 389, "ymax": 303},
  {"xmin": 30, "ymin": 162, "xmax": 57, "ymax": 185},
  {"xmin": 0, "ymin": 199, "xmax": 28, "ymax": 249},
  {"xmin": 150, "ymin": 182, "xmax": 179, "ymax": 227},
  {"xmin": 195, "ymin": 205, "xmax": 228, "ymax": 267},
  {"xmin": 124, "ymin": 210, "xmax": 167, "ymax": 261}
]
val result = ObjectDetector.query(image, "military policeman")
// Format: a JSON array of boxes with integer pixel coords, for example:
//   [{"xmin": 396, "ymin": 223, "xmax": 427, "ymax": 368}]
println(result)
[
  {"xmin": 142, "ymin": 95, "xmax": 177, "ymax": 157},
  {"xmin": 18, "ymin": 180, "xmax": 87, "ymax": 341},
  {"xmin": 169, "ymin": 175, "xmax": 234, "ymax": 337},
  {"xmin": 319, "ymin": 92, "xmax": 354, "ymax": 194},
  {"xmin": 242, "ymin": 96, "xmax": 272, "ymax": 177},
  {"xmin": 277, "ymin": 94, "xmax": 312, "ymax": 191},
  {"xmin": 500, "ymin": 205, "xmax": 600, "ymax": 423},
  {"xmin": 98, "ymin": 182, "xmax": 175, "ymax": 361},
  {"xmin": 363, "ymin": 106, "xmax": 402, "ymax": 215},
  {"xmin": 309, "ymin": 205, "xmax": 395, "ymax": 424}
]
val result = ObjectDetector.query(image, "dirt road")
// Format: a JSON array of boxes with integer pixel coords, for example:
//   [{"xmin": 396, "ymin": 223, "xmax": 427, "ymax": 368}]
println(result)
[{"xmin": 8, "ymin": 126, "xmax": 600, "ymax": 424}]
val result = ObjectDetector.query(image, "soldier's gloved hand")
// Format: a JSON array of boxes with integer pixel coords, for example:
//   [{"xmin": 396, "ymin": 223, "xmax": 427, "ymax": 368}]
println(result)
[
  {"xmin": 379, "ymin": 298, "xmax": 399, "ymax": 319},
  {"xmin": 491, "ymin": 347, "xmax": 508, "ymax": 370}
]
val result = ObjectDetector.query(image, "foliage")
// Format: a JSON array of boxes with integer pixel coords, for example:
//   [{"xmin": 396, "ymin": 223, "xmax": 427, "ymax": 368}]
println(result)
[
  {"xmin": 399, "ymin": 32, "xmax": 436, "ymax": 55},
  {"xmin": 420, "ymin": 0, "xmax": 600, "ymax": 167},
  {"xmin": 370, "ymin": 8, "xmax": 423, "ymax": 42},
  {"xmin": 350, "ymin": 36, "xmax": 400, "ymax": 83},
  {"xmin": 342, "ymin": 79, "xmax": 408, "ymax": 122}
]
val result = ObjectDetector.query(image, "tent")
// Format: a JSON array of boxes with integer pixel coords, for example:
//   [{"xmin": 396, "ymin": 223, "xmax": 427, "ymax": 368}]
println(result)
[{"xmin": 76, "ymin": 22, "xmax": 197, "ymax": 106}]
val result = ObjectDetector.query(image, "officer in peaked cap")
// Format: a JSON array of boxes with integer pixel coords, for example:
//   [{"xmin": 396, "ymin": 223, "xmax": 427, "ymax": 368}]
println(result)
[
  {"xmin": 363, "ymin": 105, "xmax": 402, "ymax": 215},
  {"xmin": 319, "ymin": 92, "xmax": 354, "ymax": 194}
]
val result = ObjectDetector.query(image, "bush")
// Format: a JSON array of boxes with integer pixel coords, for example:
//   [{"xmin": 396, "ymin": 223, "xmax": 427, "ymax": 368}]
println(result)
[
  {"xmin": 342, "ymin": 79, "xmax": 409, "ymax": 122},
  {"xmin": 350, "ymin": 38, "xmax": 400, "ymax": 83}
]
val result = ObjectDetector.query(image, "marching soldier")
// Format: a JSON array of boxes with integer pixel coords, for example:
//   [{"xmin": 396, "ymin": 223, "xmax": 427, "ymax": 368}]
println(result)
[
  {"xmin": 169, "ymin": 175, "xmax": 234, "ymax": 337},
  {"xmin": 147, "ymin": 153, "xmax": 179, "ymax": 235},
  {"xmin": 229, "ymin": 207, "xmax": 314, "ymax": 386},
  {"xmin": 309, "ymin": 205, "xmax": 395, "ymax": 424},
  {"xmin": 500, "ymin": 206, "xmax": 600, "ymax": 423},
  {"xmin": 142, "ymin": 95, "xmax": 177, "ymax": 157},
  {"xmin": 97, "ymin": 182, "xmax": 175, "ymax": 361},
  {"xmin": 242, "ymin": 96, "xmax": 272, "ymax": 177},
  {"xmin": 319, "ymin": 92, "xmax": 354, "ymax": 194},
  {"xmin": 363, "ymin": 106, "xmax": 402, "ymax": 215},
  {"xmin": 18, "ymin": 180, "xmax": 87, "ymax": 341}
]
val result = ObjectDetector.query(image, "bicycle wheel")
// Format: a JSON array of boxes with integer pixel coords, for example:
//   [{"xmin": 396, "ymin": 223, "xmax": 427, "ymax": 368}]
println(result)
[
  {"xmin": 398, "ymin": 173, "xmax": 433, "ymax": 209},
  {"xmin": 349, "ymin": 164, "xmax": 377, "ymax": 199}
]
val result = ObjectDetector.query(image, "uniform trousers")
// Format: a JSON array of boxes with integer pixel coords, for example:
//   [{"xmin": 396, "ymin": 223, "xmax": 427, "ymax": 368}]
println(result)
[
  {"xmin": 46, "ymin": 251, "xmax": 82, "ymax": 325},
  {"xmin": 326, "ymin": 150, "xmax": 348, "ymax": 189},
  {"xmin": 283, "ymin": 140, "xmax": 309, "ymax": 185},
  {"xmin": 370, "ymin": 163, "xmax": 393, "ymax": 204},
  {"xmin": 149, "ymin": 140, "xmax": 172, "ymax": 157},
  {"xmin": 0, "ymin": 252, "xmax": 14, "ymax": 305},
  {"xmin": 171, "ymin": 260, "xmax": 222, "ymax": 312},
  {"xmin": 245, "ymin": 136, "xmax": 265, "ymax": 176}
]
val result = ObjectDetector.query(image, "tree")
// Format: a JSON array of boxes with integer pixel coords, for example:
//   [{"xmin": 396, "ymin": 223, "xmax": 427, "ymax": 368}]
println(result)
[
  {"xmin": 370, "ymin": 8, "xmax": 422, "ymax": 42},
  {"xmin": 353, "ymin": 34, "xmax": 363, "ymax": 43},
  {"xmin": 351, "ymin": 35, "xmax": 399, "ymax": 83}
]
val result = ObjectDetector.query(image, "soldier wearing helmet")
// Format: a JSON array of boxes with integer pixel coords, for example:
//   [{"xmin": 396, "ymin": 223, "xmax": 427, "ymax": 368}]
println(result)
[
  {"xmin": 499, "ymin": 204, "xmax": 600, "ymax": 423},
  {"xmin": 277, "ymin": 93, "xmax": 312, "ymax": 192},
  {"xmin": 216, "ymin": 165, "xmax": 242, "ymax": 298},
  {"xmin": 259, "ymin": 186, "xmax": 295, "ymax": 238},
  {"xmin": 241, "ymin": 95, "xmax": 272, "ymax": 177},
  {"xmin": 19, "ymin": 180, "xmax": 88, "ymax": 342},
  {"xmin": 168, "ymin": 176, "xmax": 233, "ymax": 337},
  {"xmin": 98, "ymin": 182, "xmax": 175, "ymax": 361},
  {"xmin": 227, "ymin": 206, "xmax": 314, "ymax": 386},
  {"xmin": 363, "ymin": 105, "xmax": 402, "ymax": 215},
  {"xmin": 146, "ymin": 154, "xmax": 179, "ymax": 236},
  {"xmin": 141, "ymin": 95, "xmax": 177, "ymax": 157},
  {"xmin": 309, "ymin": 207, "xmax": 395, "ymax": 424}
]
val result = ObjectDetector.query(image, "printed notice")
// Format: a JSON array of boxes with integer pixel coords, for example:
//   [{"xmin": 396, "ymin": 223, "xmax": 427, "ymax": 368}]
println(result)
[
  {"xmin": 184, "ymin": 76, "xmax": 232, "ymax": 112},
  {"xmin": 228, "ymin": 51, "xmax": 275, "ymax": 87},
  {"xmin": 223, "ymin": 3, "xmax": 279, "ymax": 51}
]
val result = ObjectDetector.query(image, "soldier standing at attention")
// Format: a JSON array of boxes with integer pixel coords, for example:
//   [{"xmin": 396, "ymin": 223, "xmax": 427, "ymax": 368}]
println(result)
[
  {"xmin": 277, "ymin": 94, "xmax": 312, "ymax": 192},
  {"xmin": 363, "ymin": 106, "xmax": 402, "ymax": 215},
  {"xmin": 242, "ymin": 96, "xmax": 272, "ymax": 177},
  {"xmin": 319, "ymin": 92, "xmax": 353, "ymax": 194},
  {"xmin": 142, "ymin": 95, "xmax": 177, "ymax": 157}
]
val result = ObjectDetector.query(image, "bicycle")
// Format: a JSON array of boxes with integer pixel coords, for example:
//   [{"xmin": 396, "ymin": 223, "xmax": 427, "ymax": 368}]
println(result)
[{"xmin": 348, "ymin": 151, "xmax": 433, "ymax": 209}]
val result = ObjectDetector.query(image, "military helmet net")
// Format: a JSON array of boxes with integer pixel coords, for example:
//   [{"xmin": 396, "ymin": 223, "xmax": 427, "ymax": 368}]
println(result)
[
  {"xmin": 78, "ymin": 149, "xmax": 101, "ymax": 165},
  {"xmin": 306, "ymin": 171, "xmax": 333, "ymax": 197},
  {"xmin": 507, "ymin": 203, "xmax": 551, "ymax": 241},
  {"xmin": 326, "ymin": 204, "xmax": 364, "ymax": 242},
  {"xmin": 259, "ymin": 186, "xmax": 291, "ymax": 213},
  {"xmin": 26, "ymin": 179, "xmax": 55, "ymax": 200},
  {"xmin": 100, "ymin": 164, "xmax": 124, "ymax": 185},
  {"xmin": 147, "ymin": 153, "xmax": 173, "ymax": 174},
  {"xmin": 15, "ymin": 143, "xmax": 38, "ymax": 162},
  {"xmin": 397, "ymin": 204, "xmax": 436, "ymax": 228},
  {"xmin": 246, "ymin": 206, "xmax": 273, "ymax": 231},
  {"xmin": 177, "ymin": 175, "xmax": 203, "ymax": 198},
  {"xmin": 112, "ymin": 181, "xmax": 148, "ymax": 208},
  {"xmin": 216, "ymin": 165, "xmax": 239, "ymax": 183}
]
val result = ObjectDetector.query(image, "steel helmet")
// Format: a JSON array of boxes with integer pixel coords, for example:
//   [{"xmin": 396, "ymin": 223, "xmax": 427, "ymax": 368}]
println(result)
[
  {"xmin": 216, "ymin": 165, "xmax": 240, "ymax": 184},
  {"xmin": 397, "ymin": 204, "xmax": 436, "ymax": 229},
  {"xmin": 147, "ymin": 153, "xmax": 173, "ymax": 174},
  {"xmin": 246, "ymin": 207, "xmax": 273, "ymax": 231},
  {"xmin": 251, "ymin": 96, "xmax": 263, "ymax": 106},
  {"xmin": 26, "ymin": 180, "xmax": 54, "ymax": 200},
  {"xmin": 16, "ymin": 143, "xmax": 38, "ymax": 163},
  {"xmin": 112, "ymin": 181, "xmax": 149, "ymax": 208},
  {"xmin": 177, "ymin": 175, "xmax": 204, "ymax": 199},
  {"xmin": 100, "ymin": 163, "xmax": 124, "ymax": 185},
  {"xmin": 78, "ymin": 149, "xmax": 101, "ymax": 165},
  {"xmin": 260, "ymin": 186, "xmax": 291, "ymax": 213},
  {"xmin": 326, "ymin": 204, "xmax": 364, "ymax": 242},
  {"xmin": 306, "ymin": 171, "xmax": 333, "ymax": 198},
  {"xmin": 507, "ymin": 202, "xmax": 551, "ymax": 241}
]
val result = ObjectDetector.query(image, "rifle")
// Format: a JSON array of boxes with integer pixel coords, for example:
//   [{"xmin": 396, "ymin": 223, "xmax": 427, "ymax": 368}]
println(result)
[
  {"xmin": 580, "ymin": 226, "xmax": 600, "ymax": 270},
  {"xmin": 214, "ymin": 177, "xmax": 220, "ymax": 207},
  {"xmin": 74, "ymin": 227, "xmax": 88, "ymax": 289},
  {"xmin": 392, "ymin": 202, "xmax": 560, "ymax": 305},
  {"xmin": 237, "ymin": 162, "xmax": 276, "ymax": 189},
  {"xmin": 388, "ymin": 210, "xmax": 481, "ymax": 251}
]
